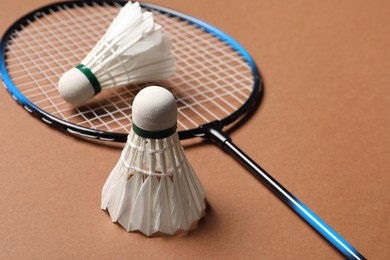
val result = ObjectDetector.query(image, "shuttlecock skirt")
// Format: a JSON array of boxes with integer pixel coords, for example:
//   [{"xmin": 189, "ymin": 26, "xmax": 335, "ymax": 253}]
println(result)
[{"xmin": 101, "ymin": 129, "xmax": 206, "ymax": 236}]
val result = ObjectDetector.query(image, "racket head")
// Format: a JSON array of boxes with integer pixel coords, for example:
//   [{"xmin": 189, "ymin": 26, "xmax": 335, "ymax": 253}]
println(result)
[{"xmin": 0, "ymin": 0, "xmax": 262, "ymax": 142}]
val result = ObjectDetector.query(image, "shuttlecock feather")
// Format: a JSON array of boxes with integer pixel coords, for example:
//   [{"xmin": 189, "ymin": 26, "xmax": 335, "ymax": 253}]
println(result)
[
  {"xmin": 101, "ymin": 86, "xmax": 206, "ymax": 236},
  {"xmin": 58, "ymin": 2, "xmax": 176, "ymax": 105}
]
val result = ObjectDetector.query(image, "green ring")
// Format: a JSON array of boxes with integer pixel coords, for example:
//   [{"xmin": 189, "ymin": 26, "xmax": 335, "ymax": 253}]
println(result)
[
  {"xmin": 76, "ymin": 64, "xmax": 101, "ymax": 94},
  {"xmin": 132, "ymin": 123, "xmax": 177, "ymax": 139}
]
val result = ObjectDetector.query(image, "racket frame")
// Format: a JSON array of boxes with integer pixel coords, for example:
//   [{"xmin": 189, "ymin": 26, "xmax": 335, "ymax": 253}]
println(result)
[{"xmin": 0, "ymin": 0, "xmax": 261, "ymax": 142}]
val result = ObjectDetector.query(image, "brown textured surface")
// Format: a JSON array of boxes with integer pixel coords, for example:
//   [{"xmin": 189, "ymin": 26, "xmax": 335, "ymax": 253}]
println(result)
[{"xmin": 0, "ymin": 0, "xmax": 389, "ymax": 259}]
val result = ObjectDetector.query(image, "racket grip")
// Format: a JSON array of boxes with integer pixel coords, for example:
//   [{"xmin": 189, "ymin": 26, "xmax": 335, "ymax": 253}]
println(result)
[{"xmin": 206, "ymin": 128, "xmax": 365, "ymax": 259}]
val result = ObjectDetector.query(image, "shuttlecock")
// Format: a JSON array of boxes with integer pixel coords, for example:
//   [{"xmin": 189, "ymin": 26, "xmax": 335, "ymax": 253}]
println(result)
[
  {"xmin": 101, "ymin": 86, "xmax": 206, "ymax": 236},
  {"xmin": 58, "ymin": 2, "xmax": 176, "ymax": 105}
]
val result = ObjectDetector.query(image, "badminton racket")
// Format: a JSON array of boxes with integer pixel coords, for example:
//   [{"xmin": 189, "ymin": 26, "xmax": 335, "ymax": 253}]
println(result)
[{"xmin": 0, "ymin": 1, "xmax": 365, "ymax": 259}]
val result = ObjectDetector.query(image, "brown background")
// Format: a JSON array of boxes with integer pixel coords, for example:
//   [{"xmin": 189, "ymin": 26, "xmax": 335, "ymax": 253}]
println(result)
[{"xmin": 0, "ymin": 0, "xmax": 389, "ymax": 259}]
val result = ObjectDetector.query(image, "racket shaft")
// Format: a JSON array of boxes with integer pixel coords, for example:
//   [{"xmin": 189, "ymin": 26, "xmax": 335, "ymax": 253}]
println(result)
[{"xmin": 220, "ymin": 139, "xmax": 365, "ymax": 259}]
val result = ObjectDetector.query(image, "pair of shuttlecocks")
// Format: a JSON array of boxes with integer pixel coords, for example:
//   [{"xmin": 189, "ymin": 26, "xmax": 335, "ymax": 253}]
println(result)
[
  {"xmin": 59, "ymin": 2, "xmax": 205, "ymax": 235},
  {"xmin": 58, "ymin": 1, "xmax": 176, "ymax": 105},
  {"xmin": 102, "ymin": 86, "xmax": 206, "ymax": 236}
]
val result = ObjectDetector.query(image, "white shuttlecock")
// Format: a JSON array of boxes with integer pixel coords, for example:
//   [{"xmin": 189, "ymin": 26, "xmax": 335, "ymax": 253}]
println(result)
[
  {"xmin": 101, "ymin": 86, "xmax": 206, "ymax": 236},
  {"xmin": 58, "ymin": 2, "xmax": 176, "ymax": 105}
]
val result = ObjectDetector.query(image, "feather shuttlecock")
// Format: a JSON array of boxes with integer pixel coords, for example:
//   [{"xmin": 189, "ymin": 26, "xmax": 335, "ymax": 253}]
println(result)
[
  {"xmin": 58, "ymin": 2, "xmax": 176, "ymax": 105},
  {"xmin": 101, "ymin": 86, "xmax": 206, "ymax": 236}
]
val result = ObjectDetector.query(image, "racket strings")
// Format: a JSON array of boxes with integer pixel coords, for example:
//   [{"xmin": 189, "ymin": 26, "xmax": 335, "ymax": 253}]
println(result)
[
  {"xmin": 3, "ymin": 2, "xmax": 254, "ymax": 134},
  {"xmin": 153, "ymin": 11, "xmax": 253, "ymax": 125}
]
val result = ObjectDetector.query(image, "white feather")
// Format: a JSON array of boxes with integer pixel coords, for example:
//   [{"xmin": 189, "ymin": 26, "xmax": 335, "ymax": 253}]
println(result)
[
  {"xmin": 101, "ymin": 131, "xmax": 206, "ymax": 236},
  {"xmin": 58, "ymin": 2, "xmax": 176, "ymax": 105}
]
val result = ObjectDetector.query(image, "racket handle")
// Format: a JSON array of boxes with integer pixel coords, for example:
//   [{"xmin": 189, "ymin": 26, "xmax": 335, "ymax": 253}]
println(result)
[{"xmin": 206, "ymin": 127, "xmax": 365, "ymax": 259}]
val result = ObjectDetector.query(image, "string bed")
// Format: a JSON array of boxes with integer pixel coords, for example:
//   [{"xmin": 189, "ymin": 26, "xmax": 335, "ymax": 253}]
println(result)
[{"xmin": 3, "ymin": 2, "xmax": 254, "ymax": 134}]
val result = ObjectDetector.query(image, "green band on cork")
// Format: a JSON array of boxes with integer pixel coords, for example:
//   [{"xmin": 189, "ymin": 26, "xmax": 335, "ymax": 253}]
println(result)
[
  {"xmin": 132, "ymin": 123, "xmax": 177, "ymax": 139},
  {"xmin": 76, "ymin": 64, "xmax": 101, "ymax": 94}
]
